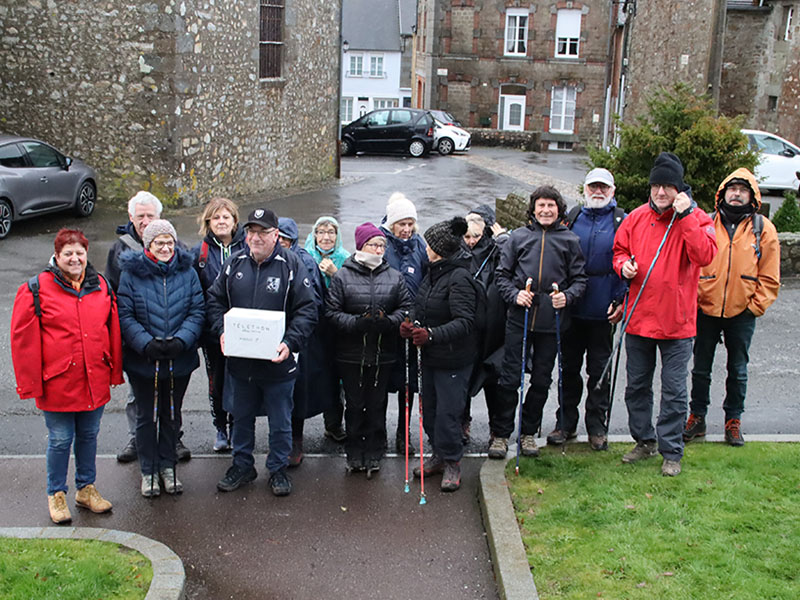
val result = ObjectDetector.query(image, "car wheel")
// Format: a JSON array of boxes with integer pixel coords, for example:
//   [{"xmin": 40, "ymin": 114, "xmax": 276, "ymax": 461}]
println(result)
[
  {"xmin": 438, "ymin": 138, "xmax": 454, "ymax": 156},
  {"xmin": 0, "ymin": 199, "xmax": 12, "ymax": 240},
  {"xmin": 74, "ymin": 181, "xmax": 96, "ymax": 217},
  {"xmin": 341, "ymin": 138, "xmax": 355, "ymax": 156},
  {"xmin": 409, "ymin": 139, "xmax": 426, "ymax": 158}
]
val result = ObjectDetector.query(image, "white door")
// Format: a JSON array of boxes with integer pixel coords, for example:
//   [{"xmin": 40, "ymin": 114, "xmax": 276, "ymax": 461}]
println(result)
[{"xmin": 500, "ymin": 95, "xmax": 526, "ymax": 131}]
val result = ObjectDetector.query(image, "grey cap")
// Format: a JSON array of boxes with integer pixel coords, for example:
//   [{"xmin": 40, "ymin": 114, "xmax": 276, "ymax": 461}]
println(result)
[{"xmin": 585, "ymin": 167, "xmax": 615, "ymax": 187}]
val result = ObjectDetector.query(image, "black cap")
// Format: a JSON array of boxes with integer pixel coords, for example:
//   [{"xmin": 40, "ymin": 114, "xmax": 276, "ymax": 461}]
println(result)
[
  {"xmin": 243, "ymin": 208, "xmax": 279, "ymax": 230},
  {"xmin": 649, "ymin": 152, "xmax": 685, "ymax": 190}
]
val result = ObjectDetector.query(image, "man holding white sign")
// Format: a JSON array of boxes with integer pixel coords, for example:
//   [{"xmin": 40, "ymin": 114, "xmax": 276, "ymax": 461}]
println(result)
[{"xmin": 207, "ymin": 208, "xmax": 317, "ymax": 496}]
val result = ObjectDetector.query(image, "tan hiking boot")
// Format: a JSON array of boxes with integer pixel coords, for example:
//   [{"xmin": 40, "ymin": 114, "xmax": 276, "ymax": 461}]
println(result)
[
  {"xmin": 520, "ymin": 434, "xmax": 540, "ymax": 457},
  {"xmin": 48, "ymin": 491, "xmax": 72, "ymax": 524},
  {"xmin": 621, "ymin": 440, "xmax": 658, "ymax": 464},
  {"xmin": 487, "ymin": 436, "xmax": 509, "ymax": 459},
  {"xmin": 661, "ymin": 458, "xmax": 682, "ymax": 477},
  {"xmin": 589, "ymin": 433, "xmax": 608, "ymax": 451},
  {"xmin": 75, "ymin": 484, "xmax": 112, "ymax": 513}
]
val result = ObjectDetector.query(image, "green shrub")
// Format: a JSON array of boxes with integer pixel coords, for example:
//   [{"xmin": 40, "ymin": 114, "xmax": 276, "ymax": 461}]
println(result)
[
  {"xmin": 588, "ymin": 83, "xmax": 759, "ymax": 213},
  {"xmin": 771, "ymin": 191, "xmax": 800, "ymax": 232}
]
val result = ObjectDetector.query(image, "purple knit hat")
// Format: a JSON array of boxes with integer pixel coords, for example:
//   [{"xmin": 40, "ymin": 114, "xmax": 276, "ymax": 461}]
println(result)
[{"xmin": 354, "ymin": 222, "xmax": 385, "ymax": 250}]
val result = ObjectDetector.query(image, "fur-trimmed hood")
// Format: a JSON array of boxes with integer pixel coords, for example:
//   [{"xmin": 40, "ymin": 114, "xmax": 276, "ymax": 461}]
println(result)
[{"xmin": 119, "ymin": 245, "xmax": 195, "ymax": 277}]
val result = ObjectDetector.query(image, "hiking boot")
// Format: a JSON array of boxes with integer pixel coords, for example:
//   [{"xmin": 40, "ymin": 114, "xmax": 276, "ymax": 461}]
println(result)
[
  {"xmin": 413, "ymin": 454, "xmax": 445, "ymax": 478},
  {"xmin": 176, "ymin": 439, "xmax": 191, "ymax": 462},
  {"xmin": 159, "ymin": 468, "xmax": 183, "ymax": 494},
  {"xmin": 661, "ymin": 458, "xmax": 682, "ymax": 477},
  {"xmin": 269, "ymin": 468, "xmax": 292, "ymax": 496},
  {"xmin": 141, "ymin": 474, "xmax": 160, "ymax": 498},
  {"xmin": 520, "ymin": 434, "xmax": 540, "ymax": 457},
  {"xmin": 487, "ymin": 436, "xmax": 508, "ymax": 459},
  {"xmin": 589, "ymin": 433, "xmax": 608, "ymax": 451},
  {"xmin": 441, "ymin": 461, "xmax": 461, "ymax": 492},
  {"xmin": 116, "ymin": 438, "xmax": 137, "ymax": 463},
  {"xmin": 683, "ymin": 413, "xmax": 706, "ymax": 442},
  {"xmin": 461, "ymin": 418, "xmax": 472, "ymax": 446},
  {"xmin": 365, "ymin": 459, "xmax": 381, "ymax": 480},
  {"xmin": 324, "ymin": 425, "xmax": 347, "ymax": 443},
  {"xmin": 725, "ymin": 418, "xmax": 745, "ymax": 447},
  {"xmin": 345, "ymin": 458, "xmax": 365, "ymax": 473},
  {"xmin": 288, "ymin": 437, "xmax": 304, "ymax": 468},
  {"xmin": 621, "ymin": 440, "xmax": 658, "ymax": 464},
  {"xmin": 48, "ymin": 491, "xmax": 72, "ymax": 524},
  {"xmin": 217, "ymin": 464, "xmax": 257, "ymax": 492},
  {"xmin": 395, "ymin": 428, "xmax": 416, "ymax": 456},
  {"xmin": 546, "ymin": 429, "xmax": 577, "ymax": 446},
  {"xmin": 213, "ymin": 430, "xmax": 230, "ymax": 453},
  {"xmin": 75, "ymin": 484, "xmax": 112, "ymax": 513}
]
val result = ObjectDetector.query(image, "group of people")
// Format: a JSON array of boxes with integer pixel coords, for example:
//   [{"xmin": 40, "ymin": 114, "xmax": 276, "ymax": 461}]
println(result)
[{"xmin": 10, "ymin": 151, "xmax": 780, "ymax": 525}]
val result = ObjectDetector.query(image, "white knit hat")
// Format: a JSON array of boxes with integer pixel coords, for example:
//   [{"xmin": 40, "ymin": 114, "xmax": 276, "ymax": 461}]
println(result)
[{"xmin": 385, "ymin": 192, "xmax": 417, "ymax": 226}]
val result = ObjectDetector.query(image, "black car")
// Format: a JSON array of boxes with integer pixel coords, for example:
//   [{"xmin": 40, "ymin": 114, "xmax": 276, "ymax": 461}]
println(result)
[{"xmin": 341, "ymin": 108, "xmax": 434, "ymax": 157}]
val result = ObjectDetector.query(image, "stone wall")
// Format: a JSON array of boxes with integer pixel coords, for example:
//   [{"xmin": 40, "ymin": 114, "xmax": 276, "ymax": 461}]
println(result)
[
  {"xmin": 466, "ymin": 128, "xmax": 541, "ymax": 151},
  {"xmin": 0, "ymin": 0, "xmax": 339, "ymax": 206}
]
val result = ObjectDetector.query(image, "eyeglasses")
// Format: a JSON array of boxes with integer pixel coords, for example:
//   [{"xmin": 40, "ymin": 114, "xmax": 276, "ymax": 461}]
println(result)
[
  {"xmin": 246, "ymin": 227, "xmax": 276, "ymax": 239},
  {"xmin": 363, "ymin": 242, "xmax": 386, "ymax": 250},
  {"xmin": 151, "ymin": 240, "xmax": 175, "ymax": 249},
  {"xmin": 316, "ymin": 229, "xmax": 337, "ymax": 238},
  {"xmin": 587, "ymin": 183, "xmax": 610, "ymax": 192}
]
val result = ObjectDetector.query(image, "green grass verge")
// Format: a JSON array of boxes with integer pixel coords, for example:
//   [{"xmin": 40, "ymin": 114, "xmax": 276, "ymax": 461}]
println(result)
[
  {"xmin": 508, "ymin": 442, "xmax": 800, "ymax": 600},
  {"xmin": 0, "ymin": 538, "xmax": 152, "ymax": 600}
]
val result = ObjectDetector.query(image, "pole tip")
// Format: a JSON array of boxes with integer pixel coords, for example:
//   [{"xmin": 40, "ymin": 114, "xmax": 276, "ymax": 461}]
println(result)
[
  {"xmin": 404, "ymin": 484, "xmax": 410, "ymax": 493},
  {"xmin": 515, "ymin": 466, "xmax": 520, "ymax": 475},
  {"xmin": 419, "ymin": 496, "xmax": 427, "ymax": 505}
]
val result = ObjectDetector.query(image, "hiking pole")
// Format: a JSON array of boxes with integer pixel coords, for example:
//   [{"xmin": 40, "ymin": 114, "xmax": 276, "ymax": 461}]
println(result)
[
  {"xmin": 604, "ymin": 291, "xmax": 629, "ymax": 432},
  {"xmin": 403, "ymin": 313, "xmax": 411, "ymax": 494},
  {"xmin": 414, "ymin": 321, "xmax": 426, "ymax": 505},
  {"xmin": 151, "ymin": 358, "xmax": 160, "ymax": 497},
  {"xmin": 515, "ymin": 277, "xmax": 533, "ymax": 476},
  {"xmin": 552, "ymin": 282, "xmax": 566, "ymax": 456},
  {"xmin": 598, "ymin": 209, "xmax": 679, "ymax": 386}
]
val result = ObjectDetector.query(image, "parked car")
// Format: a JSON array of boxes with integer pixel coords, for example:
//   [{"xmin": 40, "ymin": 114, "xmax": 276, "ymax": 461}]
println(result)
[
  {"xmin": 341, "ymin": 109, "xmax": 434, "ymax": 157},
  {"xmin": 0, "ymin": 135, "xmax": 97, "ymax": 239},
  {"xmin": 428, "ymin": 110, "xmax": 461, "ymax": 127},
  {"xmin": 742, "ymin": 129, "xmax": 800, "ymax": 193},
  {"xmin": 433, "ymin": 119, "xmax": 471, "ymax": 156}
]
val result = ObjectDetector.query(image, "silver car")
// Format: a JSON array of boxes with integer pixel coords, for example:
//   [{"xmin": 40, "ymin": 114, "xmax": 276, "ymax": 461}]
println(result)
[{"xmin": 0, "ymin": 134, "xmax": 97, "ymax": 239}]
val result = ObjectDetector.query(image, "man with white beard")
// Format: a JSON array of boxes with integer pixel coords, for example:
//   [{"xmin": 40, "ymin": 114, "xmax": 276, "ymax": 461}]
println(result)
[{"xmin": 546, "ymin": 168, "xmax": 627, "ymax": 451}]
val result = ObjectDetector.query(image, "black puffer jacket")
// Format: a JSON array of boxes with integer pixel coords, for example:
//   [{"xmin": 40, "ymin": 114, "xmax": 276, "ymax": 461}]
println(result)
[
  {"xmin": 326, "ymin": 256, "xmax": 412, "ymax": 365},
  {"xmin": 414, "ymin": 253, "xmax": 477, "ymax": 369}
]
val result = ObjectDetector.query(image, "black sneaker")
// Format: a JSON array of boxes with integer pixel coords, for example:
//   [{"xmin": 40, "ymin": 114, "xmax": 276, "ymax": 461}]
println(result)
[
  {"xmin": 217, "ymin": 464, "xmax": 257, "ymax": 492},
  {"xmin": 176, "ymin": 439, "xmax": 191, "ymax": 462},
  {"xmin": 345, "ymin": 458, "xmax": 366, "ymax": 473},
  {"xmin": 116, "ymin": 438, "xmax": 137, "ymax": 463},
  {"xmin": 269, "ymin": 468, "xmax": 292, "ymax": 496},
  {"xmin": 395, "ymin": 428, "xmax": 416, "ymax": 456},
  {"xmin": 365, "ymin": 459, "xmax": 381, "ymax": 480},
  {"xmin": 724, "ymin": 418, "xmax": 745, "ymax": 447},
  {"xmin": 324, "ymin": 425, "xmax": 347, "ymax": 443},
  {"xmin": 683, "ymin": 413, "xmax": 707, "ymax": 442}
]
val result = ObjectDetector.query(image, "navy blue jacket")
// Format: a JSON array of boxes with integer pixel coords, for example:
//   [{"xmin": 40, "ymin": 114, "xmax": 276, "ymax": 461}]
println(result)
[
  {"xmin": 569, "ymin": 202, "xmax": 628, "ymax": 321},
  {"xmin": 206, "ymin": 245, "xmax": 318, "ymax": 382},
  {"xmin": 117, "ymin": 247, "xmax": 205, "ymax": 378},
  {"xmin": 105, "ymin": 222, "xmax": 141, "ymax": 291},
  {"xmin": 192, "ymin": 225, "xmax": 248, "ymax": 292},
  {"xmin": 380, "ymin": 228, "xmax": 428, "ymax": 298}
]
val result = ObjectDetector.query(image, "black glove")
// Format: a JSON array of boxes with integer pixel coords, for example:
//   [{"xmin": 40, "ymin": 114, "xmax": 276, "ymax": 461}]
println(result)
[
  {"xmin": 374, "ymin": 316, "xmax": 395, "ymax": 333},
  {"xmin": 354, "ymin": 314, "xmax": 373, "ymax": 332},
  {"xmin": 162, "ymin": 338, "xmax": 184, "ymax": 359},
  {"xmin": 144, "ymin": 340, "xmax": 164, "ymax": 362}
]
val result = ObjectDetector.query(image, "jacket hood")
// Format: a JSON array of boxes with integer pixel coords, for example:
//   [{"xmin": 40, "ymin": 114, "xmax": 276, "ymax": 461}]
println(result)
[
  {"xmin": 304, "ymin": 216, "xmax": 349, "ymax": 263},
  {"xmin": 278, "ymin": 217, "xmax": 300, "ymax": 251},
  {"xmin": 118, "ymin": 245, "xmax": 195, "ymax": 277},
  {"xmin": 116, "ymin": 221, "xmax": 141, "ymax": 241},
  {"xmin": 715, "ymin": 168, "xmax": 762, "ymax": 210},
  {"xmin": 469, "ymin": 204, "xmax": 496, "ymax": 227}
]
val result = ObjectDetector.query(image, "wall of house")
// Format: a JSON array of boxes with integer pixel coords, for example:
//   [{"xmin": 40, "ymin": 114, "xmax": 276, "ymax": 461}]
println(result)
[
  {"xmin": 341, "ymin": 51, "xmax": 404, "ymax": 110},
  {"xmin": 421, "ymin": 0, "xmax": 611, "ymax": 149},
  {"xmin": 0, "ymin": 0, "xmax": 339, "ymax": 206}
]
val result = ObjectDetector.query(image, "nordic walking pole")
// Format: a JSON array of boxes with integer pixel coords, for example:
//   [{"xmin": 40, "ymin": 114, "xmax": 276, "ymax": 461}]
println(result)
[
  {"xmin": 551, "ymin": 282, "xmax": 566, "ymax": 456},
  {"xmin": 598, "ymin": 209, "xmax": 679, "ymax": 386},
  {"xmin": 415, "ymin": 322, "xmax": 426, "ymax": 505},
  {"xmin": 515, "ymin": 277, "xmax": 533, "ymax": 476},
  {"xmin": 403, "ymin": 313, "xmax": 411, "ymax": 494},
  {"xmin": 604, "ymin": 291, "xmax": 629, "ymax": 432},
  {"xmin": 151, "ymin": 358, "xmax": 160, "ymax": 497}
]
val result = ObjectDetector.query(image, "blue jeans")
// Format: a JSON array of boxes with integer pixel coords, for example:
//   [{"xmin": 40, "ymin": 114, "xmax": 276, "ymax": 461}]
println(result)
[
  {"xmin": 43, "ymin": 405, "xmax": 105, "ymax": 495},
  {"xmin": 229, "ymin": 376, "xmax": 294, "ymax": 473},
  {"xmin": 624, "ymin": 334, "xmax": 693, "ymax": 461},
  {"xmin": 691, "ymin": 310, "xmax": 756, "ymax": 421}
]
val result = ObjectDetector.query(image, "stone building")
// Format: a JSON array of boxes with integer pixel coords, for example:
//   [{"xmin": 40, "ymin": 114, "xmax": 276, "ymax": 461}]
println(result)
[
  {"xmin": 0, "ymin": 0, "xmax": 340, "ymax": 206},
  {"xmin": 413, "ymin": 0, "xmax": 617, "ymax": 150},
  {"xmin": 720, "ymin": 0, "xmax": 800, "ymax": 140}
]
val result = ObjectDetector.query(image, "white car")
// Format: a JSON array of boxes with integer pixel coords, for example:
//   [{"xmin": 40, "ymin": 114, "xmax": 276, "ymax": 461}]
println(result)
[
  {"xmin": 742, "ymin": 129, "xmax": 800, "ymax": 193},
  {"xmin": 432, "ymin": 119, "xmax": 471, "ymax": 156}
]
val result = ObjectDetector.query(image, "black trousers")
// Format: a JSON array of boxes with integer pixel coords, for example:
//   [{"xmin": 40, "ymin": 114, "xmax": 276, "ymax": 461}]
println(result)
[
  {"xmin": 339, "ymin": 362, "xmax": 392, "ymax": 463},
  {"xmin": 560, "ymin": 317, "xmax": 613, "ymax": 435},
  {"xmin": 421, "ymin": 362, "xmax": 472, "ymax": 462},
  {"xmin": 129, "ymin": 371, "xmax": 190, "ymax": 475},
  {"xmin": 202, "ymin": 342, "xmax": 232, "ymax": 433}
]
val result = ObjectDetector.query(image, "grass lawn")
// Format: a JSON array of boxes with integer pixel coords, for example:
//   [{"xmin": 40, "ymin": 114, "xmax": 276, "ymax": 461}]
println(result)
[
  {"xmin": 508, "ymin": 442, "xmax": 800, "ymax": 600},
  {"xmin": 0, "ymin": 538, "xmax": 152, "ymax": 600}
]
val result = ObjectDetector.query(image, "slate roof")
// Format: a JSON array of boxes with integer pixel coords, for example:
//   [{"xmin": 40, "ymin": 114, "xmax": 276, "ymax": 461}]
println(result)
[{"xmin": 343, "ymin": 0, "xmax": 416, "ymax": 52}]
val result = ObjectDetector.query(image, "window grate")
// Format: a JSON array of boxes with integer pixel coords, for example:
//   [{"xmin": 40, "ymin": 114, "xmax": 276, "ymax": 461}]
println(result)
[{"xmin": 259, "ymin": 0, "xmax": 284, "ymax": 79}]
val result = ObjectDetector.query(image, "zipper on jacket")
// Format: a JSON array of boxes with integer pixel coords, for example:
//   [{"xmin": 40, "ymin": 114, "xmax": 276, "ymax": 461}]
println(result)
[
  {"xmin": 529, "ymin": 228, "xmax": 546, "ymax": 330},
  {"xmin": 162, "ymin": 274, "xmax": 169, "ymax": 335},
  {"xmin": 719, "ymin": 223, "xmax": 734, "ymax": 317}
]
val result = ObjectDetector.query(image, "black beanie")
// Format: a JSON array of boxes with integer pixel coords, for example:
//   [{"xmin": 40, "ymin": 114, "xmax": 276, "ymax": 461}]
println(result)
[
  {"xmin": 424, "ymin": 217, "xmax": 468, "ymax": 259},
  {"xmin": 649, "ymin": 152, "xmax": 685, "ymax": 190}
]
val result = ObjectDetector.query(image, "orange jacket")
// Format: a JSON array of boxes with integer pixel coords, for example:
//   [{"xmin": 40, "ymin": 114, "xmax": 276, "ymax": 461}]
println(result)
[{"xmin": 697, "ymin": 168, "xmax": 780, "ymax": 318}]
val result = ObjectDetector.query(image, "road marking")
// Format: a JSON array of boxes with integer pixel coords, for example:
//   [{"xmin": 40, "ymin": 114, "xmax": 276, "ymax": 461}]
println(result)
[{"xmin": 344, "ymin": 163, "xmax": 427, "ymax": 176}]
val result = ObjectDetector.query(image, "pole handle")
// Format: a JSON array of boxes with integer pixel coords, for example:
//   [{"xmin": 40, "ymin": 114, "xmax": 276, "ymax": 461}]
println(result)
[
  {"xmin": 551, "ymin": 282, "xmax": 560, "ymax": 294},
  {"xmin": 525, "ymin": 277, "xmax": 532, "ymax": 293}
]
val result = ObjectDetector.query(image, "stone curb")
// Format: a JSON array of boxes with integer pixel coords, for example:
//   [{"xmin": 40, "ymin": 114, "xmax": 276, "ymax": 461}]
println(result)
[
  {"xmin": 477, "ymin": 434, "xmax": 800, "ymax": 600},
  {"xmin": 0, "ymin": 526, "xmax": 185, "ymax": 600}
]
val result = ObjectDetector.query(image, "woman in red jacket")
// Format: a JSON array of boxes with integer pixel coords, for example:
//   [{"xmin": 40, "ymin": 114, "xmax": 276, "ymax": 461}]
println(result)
[{"xmin": 11, "ymin": 229, "xmax": 124, "ymax": 524}]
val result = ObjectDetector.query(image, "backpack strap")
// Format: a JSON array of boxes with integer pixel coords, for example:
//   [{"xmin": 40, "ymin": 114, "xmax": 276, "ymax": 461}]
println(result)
[
  {"xmin": 27, "ymin": 274, "xmax": 42, "ymax": 318},
  {"xmin": 751, "ymin": 213, "xmax": 763, "ymax": 261},
  {"xmin": 612, "ymin": 207, "xmax": 625, "ymax": 231},
  {"xmin": 118, "ymin": 233, "xmax": 141, "ymax": 252},
  {"xmin": 565, "ymin": 205, "xmax": 582, "ymax": 228},
  {"xmin": 197, "ymin": 241, "xmax": 209, "ymax": 269}
]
